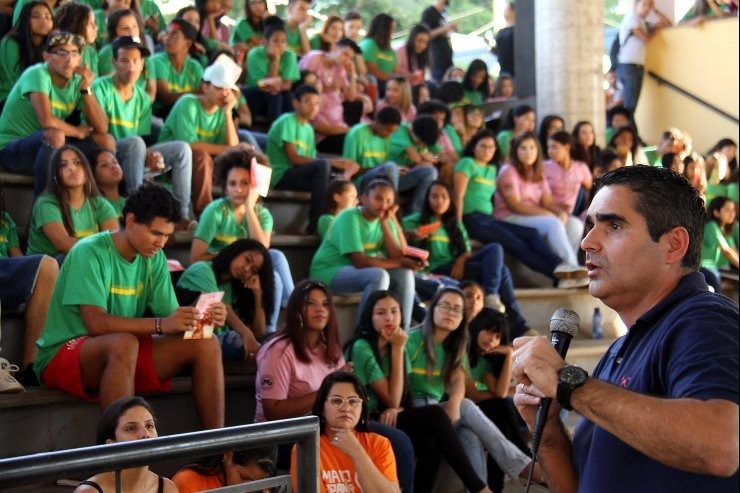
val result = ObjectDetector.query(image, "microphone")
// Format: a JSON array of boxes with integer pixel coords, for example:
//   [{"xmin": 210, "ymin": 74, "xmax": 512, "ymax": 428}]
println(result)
[{"xmin": 530, "ymin": 308, "xmax": 580, "ymax": 458}]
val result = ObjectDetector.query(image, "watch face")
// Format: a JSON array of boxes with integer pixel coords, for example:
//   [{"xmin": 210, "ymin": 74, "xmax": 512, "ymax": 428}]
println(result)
[{"xmin": 560, "ymin": 366, "xmax": 587, "ymax": 385}]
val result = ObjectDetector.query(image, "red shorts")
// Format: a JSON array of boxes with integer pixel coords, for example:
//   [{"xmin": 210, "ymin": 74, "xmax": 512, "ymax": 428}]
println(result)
[{"xmin": 41, "ymin": 335, "xmax": 172, "ymax": 400}]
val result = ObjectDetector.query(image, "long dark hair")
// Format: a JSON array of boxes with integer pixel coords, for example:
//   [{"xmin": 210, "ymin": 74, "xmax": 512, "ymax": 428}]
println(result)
[
  {"xmin": 420, "ymin": 287, "xmax": 469, "ymax": 387},
  {"xmin": 418, "ymin": 180, "xmax": 466, "ymax": 259},
  {"xmin": 211, "ymin": 239, "xmax": 275, "ymax": 323},
  {"xmin": 106, "ymin": 8, "xmax": 145, "ymax": 44},
  {"xmin": 54, "ymin": 1, "xmax": 94, "ymax": 38},
  {"xmin": 321, "ymin": 179, "xmax": 354, "ymax": 214},
  {"xmin": 608, "ymin": 126, "xmax": 641, "ymax": 163},
  {"xmin": 462, "ymin": 128, "xmax": 499, "ymax": 164},
  {"xmin": 571, "ymin": 121, "xmax": 601, "ymax": 171},
  {"xmin": 345, "ymin": 290, "xmax": 414, "ymax": 411},
  {"xmin": 706, "ymin": 195, "xmax": 735, "ymax": 236},
  {"xmin": 176, "ymin": 446, "xmax": 277, "ymax": 482},
  {"xmin": 312, "ymin": 371, "xmax": 371, "ymax": 434},
  {"xmin": 462, "ymin": 58, "xmax": 490, "ymax": 99},
  {"xmin": 467, "ymin": 308, "xmax": 510, "ymax": 368},
  {"xmin": 708, "ymin": 138, "xmax": 738, "ymax": 177},
  {"xmin": 245, "ymin": 0, "xmax": 267, "ymax": 32},
  {"xmin": 500, "ymin": 103, "xmax": 534, "ymax": 132},
  {"xmin": 96, "ymin": 396, "xmax": 155, "ymax": 445},
  {"xmin": 537, "ymin": 114, "xmax": 565, "ymax": 153},
  {"xmin": 366, "ymin": 13, "xmax": 393, "ymax": 50},
  {"xmin": 404, "ymin": 24, "xmax": 429, "ymax": 73},
  {"xmin": 46, "ymin": 145, "xmax": 103, "ymax": 237},
  {"xmin": 87, "ymin": 147, "xmax": 127, "ymax": 198},
  {"xmin": 271, "ymin": 279, "xmax": 342, "ymax": 365},
  {"xmin": 6, "ymin": 1, "xmax": 52, "ymax": 70}
]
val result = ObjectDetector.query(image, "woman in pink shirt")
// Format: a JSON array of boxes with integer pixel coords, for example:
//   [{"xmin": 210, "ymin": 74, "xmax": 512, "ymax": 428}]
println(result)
[
  {"xmin": 494, "ymin": 131, "xmax": 583, "ymax": 267},
  {"xmin": 375, "ymin": 76, "xmax": 417, "ymax": 123},
  {"xmin": 394, "ymin": 24, "xmax": 430, "ymax": 87}
]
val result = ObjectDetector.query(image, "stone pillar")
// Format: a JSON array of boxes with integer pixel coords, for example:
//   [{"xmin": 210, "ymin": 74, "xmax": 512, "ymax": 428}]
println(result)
[{"xmin": 535, "ymin": 1, "xmax": 606, "ymax": 146}]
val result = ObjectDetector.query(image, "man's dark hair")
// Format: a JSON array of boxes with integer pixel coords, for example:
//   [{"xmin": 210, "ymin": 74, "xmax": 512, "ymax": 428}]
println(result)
[
  {"xmin": 336, "ymin": 37, "xmax": 361, "ymax": 54},
  {"xmin": 293, "ymin": 84, "xmax": 319, "ymax": 101},
  {"xmin": 122, "ymin": 183, "xmax": 182, "ymax": 225},
  {"xmin": 592, "ymin": 166, "xmax": 705, "ymax": 270},
  {"xmin": 344, "ymin": 11, "xmax": 362, "ymax": 22},
  {"xmin": 607, "ymin": 105, "xmax": 632, "ymax": 125},
  {"xmin": 412, "ymin": 115, "xmax": 440, "ymax": 147},
  {"xmin": 418, "ymin": 99, "xmax": 451, "ymax": 125},
  {"xmin": 375, "ymin": 106, "xmax": 402, "ymax": 126},
  {"xmin": 263, "ymin": 15, "xmax": 286, "ymax": 39}
]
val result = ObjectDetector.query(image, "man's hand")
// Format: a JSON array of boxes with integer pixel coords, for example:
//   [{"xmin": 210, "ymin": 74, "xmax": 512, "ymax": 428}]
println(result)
[
  {"xmin": 162, "ymin": 306, "xmax": 200, "ymax": 334},
  {"xmin": 511, "ymin": 336, "xmax": 566, "ymax": 427},
  {"xmin": 75, "ymin": 64, "xmax": 95, "ymax": 90},
  {"xmin": 75, "ymin": 124, "xmax": 93, "ymax": 140},
  {"xmin": 145, "ymin": 151, "xmax": 166, "ymax": 172}
]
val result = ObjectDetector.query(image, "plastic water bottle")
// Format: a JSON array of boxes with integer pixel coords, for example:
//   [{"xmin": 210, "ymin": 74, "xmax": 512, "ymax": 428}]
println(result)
[{"xmin": 592, "ymin": 307, "xmax": 603, "ymax": 339}]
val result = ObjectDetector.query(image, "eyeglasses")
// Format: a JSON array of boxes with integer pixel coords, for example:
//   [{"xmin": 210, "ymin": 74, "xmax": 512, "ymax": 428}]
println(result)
[
  {"xmin": 436, "ymin": 302, "xmax": 464, "ymax": 316},
  {"xmin": 51, "ymin": 49, "xmax": 81, "ymax": 59},
  {"xmin": 327, "ymin": 397, "xmax": 363, "ymax": 409}
]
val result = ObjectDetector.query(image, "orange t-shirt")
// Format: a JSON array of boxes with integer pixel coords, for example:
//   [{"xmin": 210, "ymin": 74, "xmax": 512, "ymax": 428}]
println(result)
[
  {"xmin": 290, "ymin": 432, "xmax": 398, "ymax": 492},
  {"xmin": 171, "ymin": 469, "xmax": 223, "ymax": 493}
]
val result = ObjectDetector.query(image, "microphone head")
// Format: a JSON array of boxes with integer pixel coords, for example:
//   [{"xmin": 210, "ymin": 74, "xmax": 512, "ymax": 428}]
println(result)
[{"xmin": 550, "ymin": 308, "xmax": 580, "ymax": 337}]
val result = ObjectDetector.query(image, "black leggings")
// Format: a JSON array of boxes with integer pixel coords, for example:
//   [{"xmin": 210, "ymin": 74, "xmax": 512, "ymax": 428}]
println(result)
[{"xmin": 394, "ymin": 405, "xmax": 487, "ymax": 493}]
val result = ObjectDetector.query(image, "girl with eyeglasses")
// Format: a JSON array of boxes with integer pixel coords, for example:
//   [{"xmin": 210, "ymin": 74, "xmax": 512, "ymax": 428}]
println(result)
[
  {"xmin": 346, "ymin": 290, "xmax": 494, "ymax": 493},
  {"xmin": 406, "ymin": 287, "xmax": 542, "ymax": 488},
  {"xmin": 290, "ymin": 371, "xmax": 400, "ymax": 493}
]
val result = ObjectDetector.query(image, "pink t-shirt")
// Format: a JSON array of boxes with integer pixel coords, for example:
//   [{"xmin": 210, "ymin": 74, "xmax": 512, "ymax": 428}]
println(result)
[
  {"xmin": 494, "ymin": 164, "xmax": 552, "ymax": 220},
  {"xmin": 394, "ymin": 46, "xmax": 425, "ymax": 86},
  {"xmin": 254, "ymin": 336, "xmax": 345, "ymax": 422},
  {"xmin": 299, "ymin": 50, "xmax": 349, "ymax": 142},
  {"xmin": 375, "ymin": 99, "xmax": 417, "ymax": 123},
  {"xmin": 542, "ymin": 159, "xmax": 592, "ymax": 214}
]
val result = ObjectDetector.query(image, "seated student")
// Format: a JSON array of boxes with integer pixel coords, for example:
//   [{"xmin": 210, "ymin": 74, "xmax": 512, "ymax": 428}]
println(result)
[
  {"xmin": 176, "ymin": 5, "xmax": 218, "ymax": 67},
  {"xmin": 91, "ymin": 0, "xmax": 130, "ymax": 48},
  {"xmin": 244, "ymin": 16, "xmax": 300, "ymax": 125},
  {"xmin": 54, "ymin": 1, "xmax": 99, "ymax": 76},
  {"xmin": 395, "ymin": 24, "xmax": 431, "ymax": 88},
  {"xmin": 0, "ymin": 191, "xmax": 58, "ymax": 386},
  {"xmin": 491, "ymin": 72, "xmax": 514, "ymax": 100},
  {"xmin": 88, "ymin": 147, "xmax": 126, "ymax": 217},
  {"xmin": 157, "ymin": 61, "xmax": 240, "ymax": 217},
  {"xmin": 454, "ymin": 129, "xmax": 588, "ymax": 287},
  {"xmin": 231, "ymin": 0, "xmax": 268, "ymax": 62},
  {"xmin": 700, "ymin": 196, "xmax": 739, "ymax": 293},
  {"xmin": 452, "ymin": 103, "xmax": 486, "ymax": 150},
  {"xmin": 402, "ymin": 180, "xmax": 531, "ymax": 338},
  {"xmin": 283, "ymin": 0, "xmax": 311, "ymax": 57},
  {"xmin": 190, "ymin": 146, "xmax": 294, "ymax": 334},
  {"xmin": 74, "ymin": 396, "xmax": 178, "ymax": 493},
  {"xmin": 343, "ymin": 11, "xmax": 371, "ymax": 89},
  {"xmin": 33, "ymin": 184, "xmax": 227, "ymax": 429},
  {"xmin": 11, "ymin": 0, "xmax": 59, "ymax": 28},
  {"xmin": 537, "ymin": 115, "xmax": 565, "ymax": 155},
  {"xmin": 309, "ymin": 179, "xmax": 421, "ymax": 331},
  {"xmin": 607, "ymin": 125, "xmax": 648, "ymax": 166},
  {"xmin": 604, "ymin": 104, "xmax": 632, "ymax": 144},
  {"xmin": 0, "ymin": 1, "xmax": 54, "ymax": 111},
  {"xmin": 651, "ymin": 127, "xmax": 683, "ymax": 167},
  {"xmin": 0, "ymin": 31, "xmax": 113, "ymax": 196},
  {"xmin": 290, "ymin": 371, "xmax": 401, "ymax": 493},
  {"xmin": 177, "ymin": 239, "xmax": 274, "ymax": 362},
  {"xmin": 97, "ymin": 9, "xmax": 158, "ymax": 102},
  {"xmin": 298, "ymin": 37, "xmax": 363, "ymax": 155},
  {"xmin": 495, "ymin": 104, "xmax": 535, "ymax": 162},
  {"xmin": 359, "ymin": 13, "xmax": 396, "ymax": 98},
  {"xmin": 92, "ymin": 35, "xmax": 195, "ymax": 228},
  {"xmin": 342, "ymin": 106, "xmax": 402, "ymax": 188},
  {"xmin": 317, "ymin": 179, "xmax": 358, "ymax": 239},
  {"xmin": 173, "ymin": 445, "xmax": 278, "ymax": 493},
  {"xmin": 150, "ymin": 18, "xmax": 204, "ymax": 118},
  {"xmin": 388, "ymin": 115, "xmax": 441, "ymax": 213},
  {"xmin": 309, "ymin": 15, "xmax": 344, "ymax": 52},
  {"xmin": 418, "ymin": 99, "xmax": 462, "ymax": 171},
  {"xmin": 412, "ymin": 83, "xmax": 431, "ymax": 107},
  {"xmin": 140, "ymin": 0, "xmax": 166, "ymax": 44},
  {"xmin": 494, "ymin": 131, "xmax": 583, "ymax": 268},
  {"xmin": 27, "ymin": 145, "xmax": 119, "ymax": 258},
  {"xmin": 465, "ymin": 308, "xmax": 532, "ymax": 493},
  {"xmin": 345, "ymin": 290, "xmax": 495, "ymax": 493},
  {"xmin": 375, "ymin": 76, "xmax": 416, "ymax": 123},
  {"xmin": 267, "ymin": 84, "xmax": 359, "ymax": 234},
  {"xmin": 197, "ymin": 0, "xmax": 230, "ymax": 48},
  {"xmin": 461, "ymin": 59, "xmax": 491, "ymax": 106},
  {"xmin": 571, "ymin": 120, "xmax": 602, "ymax": 174}
]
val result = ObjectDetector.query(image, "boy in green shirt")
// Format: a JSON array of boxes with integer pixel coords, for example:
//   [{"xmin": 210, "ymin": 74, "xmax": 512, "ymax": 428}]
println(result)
[
  {"xmin": 33, "ymin": 184, "xmax": 227, "ymax": 429},
  {"xmin": 267, "ymin": 84, "xmax": 359, "ymax": 234},
  {"xmin": 342, "ymin": 106, "xmax": 401, "ymax": 187},
  {"xmin": 284, "ymin": 0, "xmax": 311, "ymax": 57}
]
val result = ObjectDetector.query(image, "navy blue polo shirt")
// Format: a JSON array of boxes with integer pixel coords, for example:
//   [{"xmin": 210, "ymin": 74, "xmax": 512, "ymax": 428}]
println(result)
[{"xmin": 572, "ymin": 272, "xmax": 739, "ymax": 492}]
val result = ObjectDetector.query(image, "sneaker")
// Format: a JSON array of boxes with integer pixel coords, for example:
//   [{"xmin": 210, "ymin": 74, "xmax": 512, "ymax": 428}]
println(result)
[
  {"xmin": 553, "ymin": 262, "xmax": 588, "ymax": 280},
  {"xmin": 484, "ymin": 294, "xmax": 506, "ymax": 313},
  {"xmin": 558, "ymin": 277, "xmax": 590, "ymax": 289},
  {"xmin": 0, "ymin": 358, "xmax": 25, "ymax": 393}
]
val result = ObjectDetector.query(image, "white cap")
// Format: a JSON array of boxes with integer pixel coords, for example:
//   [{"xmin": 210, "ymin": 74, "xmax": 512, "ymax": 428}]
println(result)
[{"xmin": 203, "ymin": 60, "xmax": 241, "ymax": 91}]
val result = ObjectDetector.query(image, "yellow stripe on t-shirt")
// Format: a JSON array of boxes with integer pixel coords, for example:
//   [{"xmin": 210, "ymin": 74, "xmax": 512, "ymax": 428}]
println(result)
[
  {"xmin": 293, "ymin": 140, "xmax": 310, "ymax": 154},
  {"xmin": 75, "ymin": 229, "xmax": 98, "ymax": 238},
  {"xmin": 410, "ymin": 367, "xmax": 441, "ymax": 377},
  {"xmin": 50, "ymin": 100, "xmax": 75, "ymax": 113},
  {"xmin": 473, "ymin": 177, "xmax": 493, "ymax": 185},
  {"xmin": 377, "ymin": 53, "xmax": 394, "ymax": 61},
  {"xmin": 196, "ymin": 126, "xmax": 219, "ymax": 138},
  {"xmin": 215, "ymin": 234, "xmax": 238, "ymax": 244},
  {"xmin": 166, "ymin": 82, "xmax": 195, "ymax": 93},
  {"xmin": 363, "ymin": 242, "xmax": 377, "ymax": 250},
  {"xmin": 110, "ymin": 117, "xmax": 135, "ymax": 129},
  {"xmin": 363, "ymin": 151, "xmax": 386, "ymax": 159},
  {"xmin": 110, "ymin": 281, "xmax": 144, "ymax": 296}
]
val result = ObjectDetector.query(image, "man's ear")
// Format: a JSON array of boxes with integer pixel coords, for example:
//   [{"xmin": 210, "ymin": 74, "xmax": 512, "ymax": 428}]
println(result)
[{"xmin": 663, "ymin": 226, "xmax": 690, "ymax": 266}]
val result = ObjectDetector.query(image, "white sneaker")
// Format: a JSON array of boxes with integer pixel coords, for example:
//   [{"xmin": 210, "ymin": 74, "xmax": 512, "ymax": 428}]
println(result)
[
  {"xmin": 484, "ymin": 294, "xmax": 506, "ymax": 313},
  {"xmin": 553, "ymin": 262, "xmax": 588, "ymax": 280},
  {"xmin": 558, "ymin": 277, "xmax": 590, "ymax": 289},
  {"xmin": 0, "ymin": 358, "xmax": 25, "ymax": 393}
]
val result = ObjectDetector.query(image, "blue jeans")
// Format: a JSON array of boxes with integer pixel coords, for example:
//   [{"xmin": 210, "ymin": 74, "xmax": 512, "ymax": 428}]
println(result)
[
  {"xmin": 115, "ymin": 136, "xmax": 193, "ymax": 217},
  {"xmin": 617, "ymin": 63, "xmax": 644, "ymax": 114},
  {"xmin": 368, "ymin": 421, "xmax": 414, "ymax": 493},
  {"xmin": 361, "ymin": 162, "xmax": 438, "ymax": 213},
  {"xmin": 268, "ymin": 249, "xmax": 294, "ymax": 333},
  {"xmin": 330, "ymin": 265, "xmax": 415, "ymax": 331},
  {"xmin": 502, "ymin": 214, "xmax": 579, "ymax": 266},
  {"xmin": 273, "ymin": 159, "xmax": 331, "ymax": 234},
  {"xmin": 463, "ymin": 212, "xmax": 562, "ymax": 279}
]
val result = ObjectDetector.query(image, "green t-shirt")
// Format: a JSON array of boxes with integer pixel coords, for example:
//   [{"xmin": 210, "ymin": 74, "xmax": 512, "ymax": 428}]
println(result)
[
  {"xmin": 91, "ymin": 75, "xmax": 152, "ymax": 139},
  {"xmin": 93, "ymin": 9, "xmax": 108, "ymax": 48},
  {"xmin": 496, "ymin": 129, "xmax": 514, "ymax": 161},
  {"xmin": 462, "ymin": 90, "xmax": 484, "ymax": 106},
  {"xmin": 150, "ymin": 52, "xmax": 204, "ymax": 115},
  {"xmin": 98, "ymin": 45, "xmax": 157, "ymax": 93},
  {"xmin": 444, "ymin": 124, "xmax": 463, "ymax": 156},
  {"xmin": 346, "ymin": 338, "xmax": 411, "ymax": 411},
  {"xmin": 0, "ymin": 212, "xmax": 20, "ymax": 258},
  {"xmin": 406, "ymin": 327, "xmax": 447, "ymax": 401},
  {"xmin": 82, "ymin": 44, "xmax": 99, "ymax": 77},
  {"xmin": 389, "ymin": 123, "xmax": 441, "ymax": 166},
  {"xmin": 27, "ymin": 194, "xmax": 117, "ymax": 256},
  {"xmin": 468, "ymin": 354, "xmax": 504, "ymax": 392},
  {"xmin": 12, "ymin": 0, "xmax": 35, "ymax": 25},
  {"xmin": 454, "ymin": 157, "xmax": 497, "ymax": 216},
  {"xmin": 231, "ymin": 18, "xmax": 261, "ymax": 45},
  {"xmin": 358, "ymin": 38, "xmax": 397, "ymax": 76},
  {"xmin": 140, "ymin": 0, "xmax": 166, "ymax": 37},
  {"xmin": 701, "ymin": 220, "xmax": 736, "ymax": 270},
  {"xmin": 317, "ymin": 213, "xmax": 335, "ymax": 240},
  {"xmin": 176, "ymin": 261, "xmax": 234, "ymax": 332},
  {"xmin": 34, "ymin": 231, "xmax": 178, "ymax": 377},
  {"xmin": 402, "ymin": 212, "xmax": 470, "ymax": 272},
  {"xmin": 194, "ymin": 197, "xmax": 273, "ymax": 254},
  {"xmin": 158, "ymin": 94, "xmax": 228, "ymax": 145},
  {"xmin": 286, "ymin": 25, "xmax": 303, "ymax": 55},
  {"xmin": 105, "ymin": 196, "xmax": 126, "ymax": 218},
  {"xmin": 0, "ymin": 63, "xmax": 84, "ymax": 150},
  {"xmin": 0, "ymin": 37, "xmax": 21, "ymax": 103},
  {"xmin": 309, "ymin": 207, "xmax": 400, "ymax": 284},
  {"xmin": 245, "ymin": 46, "xmax": 300, "ymax": 88},
  {"xmin": 266, "ymin": 112, "xmax": 316, "ymax": 186},
  {"xmin": 342, "ymin": 123, "xmax": 391, "ymax": 182},
  {"xmin": 309, "ymin": 35, "xmax": 323, "ymax": 51}
]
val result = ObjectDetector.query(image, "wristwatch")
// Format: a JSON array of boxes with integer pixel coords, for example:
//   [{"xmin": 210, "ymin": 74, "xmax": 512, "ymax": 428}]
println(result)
[
  {"xmin": 557, "ymin": 365, "xmax": 588, "ymax": 411},
  {"xmin": 80, "ymin": 87, "xmax": 92, "ymax": 96}
]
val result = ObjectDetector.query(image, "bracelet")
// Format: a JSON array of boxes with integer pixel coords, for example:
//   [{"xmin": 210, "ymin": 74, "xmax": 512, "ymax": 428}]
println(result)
[{"xmin": 155, "ymin": 318, "xmax": 163, "ymax": 335}]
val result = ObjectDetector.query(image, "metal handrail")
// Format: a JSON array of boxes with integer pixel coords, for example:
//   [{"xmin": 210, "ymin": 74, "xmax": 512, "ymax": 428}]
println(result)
[
  {"xmin": 0, "ymin": 416, "xmax": 320, "ymax": 493},
  {"xmin": 647, "ymin": 70, "xmax": 740, "ymax": 124}
]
